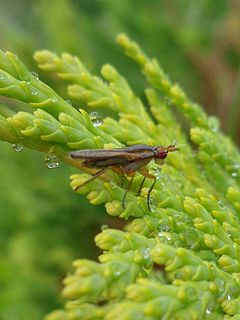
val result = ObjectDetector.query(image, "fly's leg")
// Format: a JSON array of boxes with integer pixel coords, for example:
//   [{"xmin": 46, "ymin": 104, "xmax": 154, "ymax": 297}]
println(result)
[
  {"xmin": 147, "ymin": 178, "xmax": 157, "ymax": 211},
  {"xmin": 122, "ymin": 174, "xmax": 135, "ymax": 209},
  {"xmin": 120, "ymin": 175, "xmax": 125, "ymax": 188},
  {"xmin": 73, "ymin": 167, "xmax": 109, "ymax": 192},
  {"xmin": 138, "ymin": 168, "xmax": 157, "ymax": 211},
  {"xmin": 137, "ymin": 176, "xmax": 146, "ymax": 196}
]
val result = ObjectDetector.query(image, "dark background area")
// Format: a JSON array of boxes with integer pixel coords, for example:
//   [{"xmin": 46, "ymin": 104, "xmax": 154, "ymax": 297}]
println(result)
[{"xmin": 0, "ymin": 1, "xmax": 240, "ymax": 319}]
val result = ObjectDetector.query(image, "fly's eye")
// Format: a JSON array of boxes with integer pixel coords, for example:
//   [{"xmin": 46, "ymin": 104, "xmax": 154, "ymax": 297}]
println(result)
[{"xmin": 155, "ymin": 150, "xmax": 168, "ymax": 159}]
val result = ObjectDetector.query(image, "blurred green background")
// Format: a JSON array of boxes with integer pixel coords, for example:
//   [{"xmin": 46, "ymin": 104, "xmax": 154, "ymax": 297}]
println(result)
[{"xmin": 0, "ymin": 0, "xmax": 240, "ymax": 319}]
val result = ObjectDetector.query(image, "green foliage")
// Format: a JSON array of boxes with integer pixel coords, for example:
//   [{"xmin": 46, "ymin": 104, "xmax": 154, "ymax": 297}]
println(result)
[
  {"xmin": 1, "ymin": 33, "xmax": 240, "ymax": 319},
  {"xmin": 0, "ymin": 143, "xmax": 105, "ymax": 320},
  {"xmin": 1, "ymin": 0, "xmax": 240, "ymax": 140}
]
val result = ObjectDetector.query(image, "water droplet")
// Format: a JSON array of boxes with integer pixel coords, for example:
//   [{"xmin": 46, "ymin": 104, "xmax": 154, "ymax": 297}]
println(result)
[
  {"xmin": 174, "ymin": 214, "xmax": 185, "ymax": 228},
  {"xmin": 158, "ymin": 231, "xmax": 172, "ymax": 241},
  {"xmin": 113, "ymin": 269, "xmax": 122, "ymax": 277},
  {"xmin": 205, "ymin": 302, "xmax": 215, "ymax": 315},
  {"xmin": 230, "ymin": 164, "xmax": 240, "ymax": 178},
  {"xmin": 31, "ymin": 71, "xmax": 39, "ymax": 79},
  {"xmin": 205, "ymin": 308, "xmax": 212, "ymax": 315},
  {"xmin": 31, "ymin": 89, "xmax": 39, "ymax": 96},
  {"xmin": 141, "ymin": 248, "xmax": 150, "ymax": 261},
  {"xmin": 164, "ymin": 98, "xmax": 172, "ymax": 106},
  {"xmin": 215, "ymin": 279, "xmax": 225, "ymax": 292},
  {"xmin": 151, "ymin": 167, "xmax": 161, "ymax": 180},
  {"xmin": 209, "ymin": 117, "xmax": 219, "ymax": 133},
  {"xmin": 0, "ymin": 74, "xmax": 5, "ymax": 80},
  {"xmin": 89, "ymin": 112, "xmax": 102, "ymax": 127},
  {"xmin": 65, "ymin": 99, "xmax": 72, "ymax": 105},
  {"xmin": 159, "ymin": 223, "xmax": 171, "ymax": 232},
  {"xmin": 182, "ymin": 229, "xmax": 198, "ymax": 248},
  {"xmin": 174, "ymin": 214, "xmax": 181, "ymax": 221},
  {"xmin": 12, "ymin": 143, "xmax": 24, "ymax": 152},
  {"xmin": 101, "ymin": 224, "xmax": 109, "ymax": 231},
  {"xmin": 51, "ymin": 98, "xmax": 57, "ymax": 103},
  {"xmin": 160, "ymin": 180, "xmax": 166, "ymax": 187},
  {"xmin": 44, "ymin": 153, "xmax": 59, "ymax": 169},
  {"xmin": 226, "ymin": 231, "xmax": 231, "ymax": 238},
  {"xmin": 109, "ymin": 182, "xmax": 118, "ymax": 189},
  {"xmin": 232, "ymin": 172, "xmax": 239, "ymax": 178},
  {"xmin": 149, "ymin": 197, "xmax": 157, "ymax": 212},
  {"xmin": 210, "ymin": 126, "xmax": 218, "ymax": 133},
  {"xmin": 217, "ymin": 200, "xmax": 224, "ymax": 207},
  {"xmin": 226, "ymin": 287, "xmax": 239, "ymax": 300}
]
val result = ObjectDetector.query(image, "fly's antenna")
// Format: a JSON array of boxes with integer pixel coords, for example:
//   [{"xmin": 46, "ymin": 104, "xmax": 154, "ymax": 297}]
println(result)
[
  {"xmin": 171, "ymin": 139, "xmax": 177, "ymax": 146},
  {"xmin": 175, "ymin": 143, "xmax": 186, "ymax": 149},
  {"xmin": 167, "ymin": 141, "xmax": 187, "ymax": 152}
]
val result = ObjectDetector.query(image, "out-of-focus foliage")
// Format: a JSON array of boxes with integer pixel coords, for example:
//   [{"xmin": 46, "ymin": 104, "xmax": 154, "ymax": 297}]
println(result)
[
  {"xmin": 0, "ymin": 143, "xmax": 106, "ymax": 319},
  {"xmin": 0, "ymin": 1, "xmax": 240, "ymax": 319},
  {"xmin": 0, "ymin": 0, "xmax": 240, "ymax": 138},
  {"xmin": 1, "ymin": 0, "xmax": 240, "ymax": 138}
]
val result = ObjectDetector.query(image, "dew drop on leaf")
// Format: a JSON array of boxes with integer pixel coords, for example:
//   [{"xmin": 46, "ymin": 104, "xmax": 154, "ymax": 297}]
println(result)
[
  {"xmin": 217, "ymin": 200, "xmax": 224, "ymax": 207},
  {"xmin": 113, "ymin": 268, "xmax": 122, "ymax": 278},
  {"xmin": 89, "ymin": 112, "xmax": 102, "ymax": 127},
  {"xmin": 152, "ymin": 166, "xmax": 161, "ymax": 180},
  {"xmin": 12, "ymin": 143, "xmax": 24, "ymax": 152},
  {"xmin": 140, "ymin": 248, "xmax": 151, "ymax": 261},
  {"xmin": 159, "ymin": 223, "xmax": 171, "ymax": 232},
  {"xmin": 114, "ymin": 271, "xmax": 121, "ymax": 277},
  {"xmin": 209, "ymin": 116, "xmax": 219, "ymax": 132},
  {"xmin": 205, "ymin": 301, "xmax": 215, "ymax": 315},
  {"xmin": 65, "ymin": 99, "xmax": 72, "ymax": 105},
  {"xmin": 31, "ymin": 89, "xmax": 39, "ymax": 96},
  {"xmin": 232, "ymin": 172, "xmax": 239, "ymax": 178},
  {"xmin": 101, "ymin": 224, "xmax": 109, "ymax": 231},
  {"xmin": 233, "ymin": 163, "xmax": 240, "ymax": 169},
  {"xmin": 44, "ymin": 153, "xmax": 60, "ymax": 169},
  {"xmin": 31, "ymin": 71, "xmax": 39, "ymax": 79},
  {"xmin": 149, "ymin": 197, "xmax": 157, "ymax": 212},
  {"xmin": 205, "ymin": 308, "xmax": 212, "ymax": 315},
  {"xmin": 158, "ymin": 231, "xmax": 172, "ymax": 242}
]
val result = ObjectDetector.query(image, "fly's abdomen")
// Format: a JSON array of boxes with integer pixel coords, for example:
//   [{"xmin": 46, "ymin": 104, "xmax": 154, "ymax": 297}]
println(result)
[{"xmin": 83, "ymin": 158, "xmax": 127, "ymax": 168}]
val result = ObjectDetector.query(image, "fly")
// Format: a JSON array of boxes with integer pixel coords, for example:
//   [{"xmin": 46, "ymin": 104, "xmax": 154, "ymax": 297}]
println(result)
[{"xmin": 69, "ymin": 144, "xmax": 179, "ymax": 210}]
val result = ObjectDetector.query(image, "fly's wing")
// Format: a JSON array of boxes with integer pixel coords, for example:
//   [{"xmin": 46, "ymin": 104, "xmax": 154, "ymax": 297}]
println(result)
[
  {"xmin": 69, "ymin": 145, "xmax": 154, "ymax": 159},
  {"xmin": 69, "ymin": 147, "xmax": 154, "ymax": 168},
  {"xmin": 69, "ymin": 149, "xmax": 138, "ymax": 160},
  {"xmin": 124, "ymin": 144, "xmax": 154, "ymax": 152}
]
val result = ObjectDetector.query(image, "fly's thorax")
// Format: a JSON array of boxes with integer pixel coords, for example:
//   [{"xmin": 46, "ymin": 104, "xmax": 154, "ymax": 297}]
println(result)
[
  {"xmin": 155, "ymin": 158, "xmax": 165, "ymax": 165},
  {"xmin": 122, "ymin": 157, "xmax": 152, "ymax": 174},
  {"xmin": 82, "ymin": 159, "xmax": 96, "ymax": 168}
]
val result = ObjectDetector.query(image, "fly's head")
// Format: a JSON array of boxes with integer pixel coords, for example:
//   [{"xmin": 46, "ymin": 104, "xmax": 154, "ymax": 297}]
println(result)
[{"xmin": 153, "ymin": 144, "xmax": 179, "ymax": 165}]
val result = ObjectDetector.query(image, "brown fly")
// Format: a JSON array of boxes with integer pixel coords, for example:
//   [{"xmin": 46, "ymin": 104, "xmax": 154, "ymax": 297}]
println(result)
[{"xmin": 69, "ymin": 144, "xmax": 178, "ymax": 210}]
